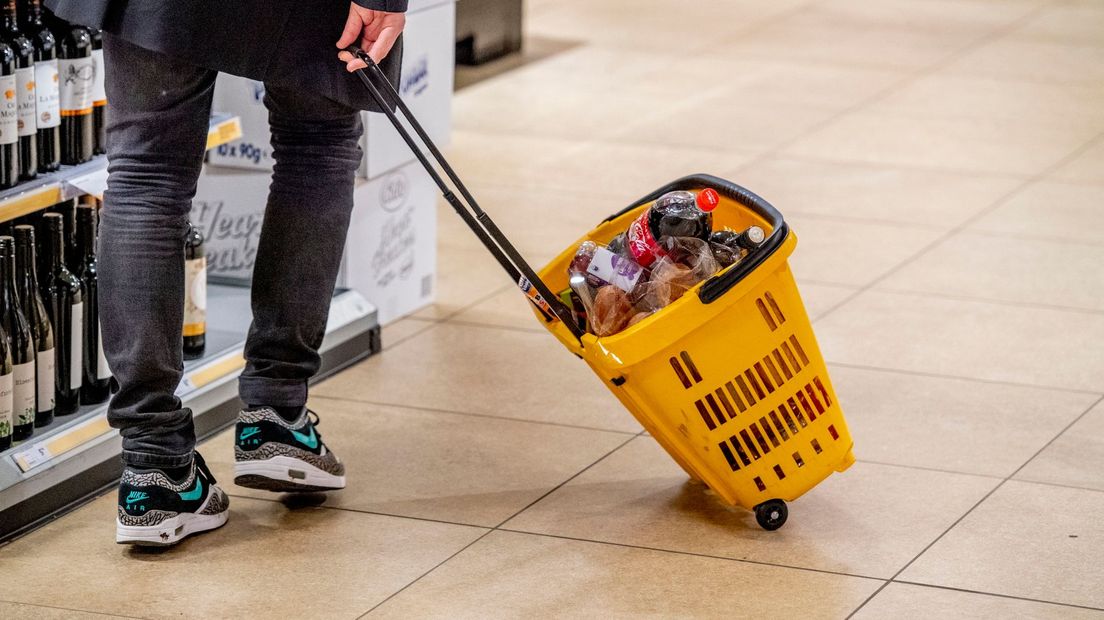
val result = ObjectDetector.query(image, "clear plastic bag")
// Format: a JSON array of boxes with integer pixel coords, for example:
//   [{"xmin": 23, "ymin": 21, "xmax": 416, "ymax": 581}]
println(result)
[{"xmin": 637, "ymin": 237, "xmax": 720, "ymax": 311}]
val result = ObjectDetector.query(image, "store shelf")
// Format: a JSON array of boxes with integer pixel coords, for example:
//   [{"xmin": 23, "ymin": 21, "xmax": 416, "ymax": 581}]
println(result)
[
  {"xmin": 0, "ymin": 283, "xmax": 380, "ymax": 541},
  {"xmin": 0, "ymin": 113, "xmax": 243, "ymax": 223}
]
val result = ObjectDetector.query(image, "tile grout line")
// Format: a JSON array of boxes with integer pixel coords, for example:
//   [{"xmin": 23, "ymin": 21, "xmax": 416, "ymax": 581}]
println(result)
[
  {"xmin": 823, "ymin": 361, "xmax": 1104, "ymax": 396},
  {"xmin": 0, "ymin": 599, "xmax": 151, "ymax": 620},
  {"xmin": 356, "ymin": 432, "xmax": 641, "ymax": 618},
  {"xmin": 889, "ymin": 581, "xmax": 1104, "ymax": 613},
  {"xmin": 871, "ymin": 286, "xmax": 1104, "ymax": 318},
  {"xmin": 845, "ymin": 392, "xmax": 1104, "ymax": 618},
  {"xmin": 311, "ymin": 393, "xmax": 641, "ymax": 436}
]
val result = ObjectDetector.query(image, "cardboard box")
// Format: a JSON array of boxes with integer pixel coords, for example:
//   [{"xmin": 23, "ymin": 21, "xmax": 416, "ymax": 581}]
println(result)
[
  {"xmin": 339, "ymin": 160, "xmax": 438, "ymax": 324},
  {"xmin": 190, "ymin": 166, "xmax": 269, "ymax": 281}
]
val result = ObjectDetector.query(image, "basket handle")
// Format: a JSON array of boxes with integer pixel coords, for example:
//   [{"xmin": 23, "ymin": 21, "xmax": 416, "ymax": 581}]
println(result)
[
  {"xmin": 346, "ymin": 47, "xmax": 583, "ymax": 341},
  {"xmin": 605, "ymin": 174, "xmax": 789, "ymax": 304}
]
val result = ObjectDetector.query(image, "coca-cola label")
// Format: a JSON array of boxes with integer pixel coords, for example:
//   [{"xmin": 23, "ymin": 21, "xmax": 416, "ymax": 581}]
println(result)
[
  {"xmin": 625, "ymin": 211, "xmax": 665, "ymax": 267},
  {"xmin": 586, "ymin": 247, "xmax": 643, "ymax": 293}
]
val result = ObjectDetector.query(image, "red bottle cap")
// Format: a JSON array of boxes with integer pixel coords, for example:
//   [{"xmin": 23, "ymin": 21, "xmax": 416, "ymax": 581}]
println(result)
[{"xmin": 697, "ymin": 188, "xmax": 720, "ymax": 212}]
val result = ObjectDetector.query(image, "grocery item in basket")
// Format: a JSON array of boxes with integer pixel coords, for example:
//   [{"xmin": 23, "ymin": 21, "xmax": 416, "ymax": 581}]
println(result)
[
  {"xmin": 568, "ymin": 240, "xmax": 648, "ymax": 297},
  {"xmin": 628, "ymin": 311, "xmax": 652, "ymax": 327},
  {"xmin": 636, "ymin": 237, "xmax": 719, "ymax": 310},
  {"xmin": 710, "ymin": 226, "xmax": 765, "ymax": 268},
  {"xmin": 589, "ymin": 285, "xmax": 635, "ymax": 336},
  {"xmin": 623, "ymin": 189, "xmax": 719, "ymax": 267}
]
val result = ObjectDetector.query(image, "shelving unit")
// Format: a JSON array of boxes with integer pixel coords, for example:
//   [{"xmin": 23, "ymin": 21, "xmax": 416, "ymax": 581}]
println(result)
[{"xmin": 0, "ymin": 113, "xmax": 384, "ymax": 541}]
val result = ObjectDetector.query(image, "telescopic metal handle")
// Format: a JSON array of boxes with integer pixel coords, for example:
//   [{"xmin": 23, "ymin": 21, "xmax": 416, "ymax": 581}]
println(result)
[{"xmin": 346, "ymin": 46, "xmax": 582, "ymax": 341}]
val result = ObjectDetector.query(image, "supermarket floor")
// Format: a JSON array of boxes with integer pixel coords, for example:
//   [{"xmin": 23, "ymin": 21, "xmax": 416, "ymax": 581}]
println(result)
[{"xmin": 4, "ymin": 0, "xmax": 1104, "ymax": 618}]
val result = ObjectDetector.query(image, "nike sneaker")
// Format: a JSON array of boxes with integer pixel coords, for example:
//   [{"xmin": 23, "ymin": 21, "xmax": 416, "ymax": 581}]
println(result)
[
  {"xmin": 116, "ymin": 452, "xmax": 230, "ymax": 546},
  {"xmin": 233, "ymin": 407, "xmax": 346, "ymax": 492}
]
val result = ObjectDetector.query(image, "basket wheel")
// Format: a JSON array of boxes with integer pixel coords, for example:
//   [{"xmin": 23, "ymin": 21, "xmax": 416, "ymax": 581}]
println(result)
[{"xmin": 754, "ymin": 499, "xmax": 788, "ymax": 531}]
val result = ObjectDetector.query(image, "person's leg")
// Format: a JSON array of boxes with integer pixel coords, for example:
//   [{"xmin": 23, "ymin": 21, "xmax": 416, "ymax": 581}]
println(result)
[
  {"xmin": 100, "ymin": 33, "xmax": 215, "ymax": 471},
  {"xmin": 232, "ymin": 84, "xmax": 361, "ymax": 492},
  {"xmin": 237, "ymin": 85, "xmax": 362, "ymax": 410}
]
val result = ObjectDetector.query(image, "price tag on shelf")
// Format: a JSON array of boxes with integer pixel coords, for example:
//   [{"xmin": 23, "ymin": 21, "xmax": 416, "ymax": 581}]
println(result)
[
  {"xmin": 10, "ymin": 414, "xmax": 113, "ymax": 473},
  {"xmin": 62, "ymin": 167, "xmax": 109, "ymax": 201}
]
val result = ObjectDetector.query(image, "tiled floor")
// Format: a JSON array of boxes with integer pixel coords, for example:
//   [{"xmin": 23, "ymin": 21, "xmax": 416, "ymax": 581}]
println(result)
[{"xmin": 3, "ymin": 0, "xmax": 1103, "ymax": 618}]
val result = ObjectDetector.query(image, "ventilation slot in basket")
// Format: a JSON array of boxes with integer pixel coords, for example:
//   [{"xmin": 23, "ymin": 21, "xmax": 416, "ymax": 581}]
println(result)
[
  {"xmin": 756, "ymin": 291, "xmax": 786, "ymax": 332},
  {"xmin": 670, "ymin": 350, "xmax": 704, "ymax": 390}
]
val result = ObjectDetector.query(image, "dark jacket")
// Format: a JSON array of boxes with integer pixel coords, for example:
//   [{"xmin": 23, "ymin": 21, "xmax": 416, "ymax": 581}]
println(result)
[{"xmin": 43, "ymin": 0, "xmax": 408, "ymax": 111}]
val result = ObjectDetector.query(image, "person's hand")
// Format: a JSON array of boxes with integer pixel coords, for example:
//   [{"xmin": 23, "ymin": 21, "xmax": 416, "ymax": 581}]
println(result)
[{"xmin": 336, "ymin": 4, "xmax": 406, "ymax": 71}]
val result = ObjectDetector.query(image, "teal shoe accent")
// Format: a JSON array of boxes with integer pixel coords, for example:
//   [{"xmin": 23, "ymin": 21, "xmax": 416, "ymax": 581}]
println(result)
[
  {"xmin": 125, "ymin": 491, "xmax": 149, "ymax": 506},
  {"xmin": 239, "ymin": 426, "xmax": 261, "ymax": 442},
  {"xmin": 290, "ymin": 425, "xmax": 318, "ymax": 450},
  {"xmin": 178, "ymin": 478, "xmax": 204, "ymax": 502}
]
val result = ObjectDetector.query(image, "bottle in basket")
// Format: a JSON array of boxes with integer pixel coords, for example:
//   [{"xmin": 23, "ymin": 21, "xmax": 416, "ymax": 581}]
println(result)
[
  {"xmin": 710, "ymin": 226, "xmax": 765, "ymax": 267},
  {"xmin": 624, "ymin": 188, "xmax": 719, "ymax": 267},
  {"xmin": 568, "ymin": 240, "xmax": 647, "ymax": 299}
]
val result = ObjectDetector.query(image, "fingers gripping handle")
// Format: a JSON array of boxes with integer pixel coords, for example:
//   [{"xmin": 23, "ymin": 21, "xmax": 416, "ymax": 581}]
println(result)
[{"xmin": 345, "ymin": 47, "xmax": 582, "ymax": 340}]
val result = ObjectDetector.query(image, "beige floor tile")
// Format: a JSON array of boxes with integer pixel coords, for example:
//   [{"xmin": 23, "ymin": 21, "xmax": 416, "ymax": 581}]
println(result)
[
  {"xmin": 204, "ymin": 398, "xmax": 631, "ymax": 527},
  {"xmin": 879, "ymin": 231, "xmax": 1104, "ymax": 312},
  {"xmin": 0, "ymin": 494, "xmax": 485, "ymax": 619},
  {"xmin": 784, "ymin": 110, "xmax": 1094, "ymax": 176},
  {"xmin": 0, "ymin": 602, "xmax": 129, "ymax": 620},
  {"xmin": 618, "ymin": 94, "xmax": 839, "ymax": 154},
  {"xmin": 799, "ymin": 282, "xmax": 860, "ymax": 321},
  {"xmin": 663, "ymin": 56, "xmax": 906, "ymax": 111},
  {"xmin": 901, "ymin": 480, "xmax": 1104, "ymax": 609},
  {"xmin": 1010, "ymin": 4, "xmax": 1104, "ymax": 47},
  {"xmin": 737, "ymin": 156, "xmax": 1022, "ymax": 229},
  {"xmin": 1048, "ymin": 139, "xmax": 1104, "ymax": 186},
  {"xmin": 854, "ymin": 582, "xmax": 1101, "ymax": 620},
  {"xmin": 412, "ymin": 246, "xmax": 509, "ymax": 320},
  {"xmin": 944, "ymin": 38, "xmax": 1104, "ymax": 85},
  {"xmin": 371, "ymin": 530, "xmax": 883, "ymax": 619},
  {"xmin": 451, "ymin": 287, "xmax": 544, "ymax": 331},
  {"xmin": 441, "ymin": 131, "xmax": 578, "ymax": 192},
  {"xmin": 786, "ymin": 214, "xmax": 943, "ymax": 287},
  {"xmin": 1016, "ymin": 399, "xmax": 1104, "ymax": 492},
  {"xmin": 503, "ymin": 437, "xmax": 997, "ymax": 578},
  {"xmin": 830, "ymin": 365, "xmax": 1097, "ymax": 477},
  {"xmin": 314, "ymin": 322, "xmax": 642, "ymax": 433},
  {"xmin": 870, "ymin": 74, "xmax": 1104, "ymax": 130},
  {"xmin": 815, "ymin": 291, "xmax": 1104, "ymax": 392},
  {"xmin": 382, "ymin": 317, "xmax": 437, "ymax": 349},
  {"xmin": 969, "ymin": 181, "xmax": 1104, "ymax": 245}
]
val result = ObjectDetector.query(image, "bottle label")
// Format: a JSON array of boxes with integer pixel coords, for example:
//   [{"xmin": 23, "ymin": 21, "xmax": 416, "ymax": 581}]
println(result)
[
  {"xmin": 35, "ymin": 60, "xmax": 60, "ymax": 129},
  {"xmin": 0, "ymin": 371, "xmax": 13, "ymax": 437},
  {"xmin": 91, "ymin": 49, "xmax": 106, "ymax": 106},
  {"xmin": 0, "ymin": 74, "xmax": 18, "ymax": 146},
  {"xmin": 37, "ymin": 347, "xmax": 55, "ymax": 412},
  {"xmin": 625, "ymin": 210, "xmax": 666, "ymax": 267},
  {"xmin": 16, "ymin": 66, "xmax": 35, "ymax": 138},
  {"xmin": 13, "ymin": 361, "xmax": 35, "ymax": 427},
  {"xmin": 96, "ymin": 321, "xmax": 110, "ymax": 380},
  {"xmin": 70, "ymin": 302, "xmax": 83, "ymax": 391},
  {"xmin": 184, "ymin": 257, "xmax": 206, "ymax": 337},
  {"xmin": 59, "ymin": 57, "xmax": 94, "ymax": 115},
  {"xmin": 586, "ymin": 247, "xmax": 644, "ymax": 293}
]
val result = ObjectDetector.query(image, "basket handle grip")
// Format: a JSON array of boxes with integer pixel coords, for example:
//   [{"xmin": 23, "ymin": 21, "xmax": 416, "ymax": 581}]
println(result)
[
  {"xmin": 346, "ymin": 47, "xmax": 583, "ymax": 340},
  {"xmin": 605, "ymin": 174, "xmax": 789, "ymax": 304}
]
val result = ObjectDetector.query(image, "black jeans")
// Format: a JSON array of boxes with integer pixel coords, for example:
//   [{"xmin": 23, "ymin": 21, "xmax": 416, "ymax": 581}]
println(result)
[{"xmin": 102, "ymin": 34, "xmax": 363, "ymax": 468}]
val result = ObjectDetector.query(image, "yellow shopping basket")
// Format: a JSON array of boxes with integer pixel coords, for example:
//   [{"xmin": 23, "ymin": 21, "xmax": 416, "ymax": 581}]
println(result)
[{"xmin": 352, "ymin": 49, "xmax": 855, "ymax": 530}]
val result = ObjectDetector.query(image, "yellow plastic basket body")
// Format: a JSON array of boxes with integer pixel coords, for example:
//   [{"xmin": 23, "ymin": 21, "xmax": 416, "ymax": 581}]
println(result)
[{"xmin": 535, "ymin": 177, "xmax": 855, "ymax": 512}]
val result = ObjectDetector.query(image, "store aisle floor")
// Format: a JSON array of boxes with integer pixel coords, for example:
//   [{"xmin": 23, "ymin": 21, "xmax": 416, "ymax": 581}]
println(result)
[{"xmin": 3, "ymin": 0, "xmax": 1104, "ymax": 618}]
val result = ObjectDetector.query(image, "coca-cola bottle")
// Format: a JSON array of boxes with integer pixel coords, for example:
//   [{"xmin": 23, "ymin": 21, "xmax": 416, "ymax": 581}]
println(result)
[{"xmin": 622, "ymin": 188, "xmax": 719, "ymax": 267}]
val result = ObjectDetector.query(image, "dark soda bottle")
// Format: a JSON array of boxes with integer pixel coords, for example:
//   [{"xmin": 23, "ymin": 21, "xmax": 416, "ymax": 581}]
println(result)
[{"xmin": 624, "ymin": 188, "xmax": 718, "ymax": 267}]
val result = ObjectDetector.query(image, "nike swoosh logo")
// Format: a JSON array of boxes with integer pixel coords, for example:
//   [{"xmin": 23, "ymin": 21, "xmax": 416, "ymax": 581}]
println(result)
[
  {"xmin": 125, "ymin": 492, "xmax": 148, "ymax": 505},
  {"xmin": 290, "ymin": 426, "xmax": 318, "ymax": 450},
  {"xmin": 178, "ymin": 478, "xmax": 203, "ymax": 502},
  {"xmin": 239, "ymin": 427, "xmax": 261, "ymax": 441}
]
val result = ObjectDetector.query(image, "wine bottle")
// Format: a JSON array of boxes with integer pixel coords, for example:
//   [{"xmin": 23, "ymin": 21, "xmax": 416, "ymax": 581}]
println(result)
[
  {"xmin": 88, "ymin": 27, "xmax": 103, "ymax": 155},
  {"xmin": 37, "ymin": 212, "xmax": 80, "ymax": 414},
  {"xmin": 44, "ymin": 8, "xmax": 90, "ymax": 165},
  {"xmin": 0, "ymin": 309, "xmax": 11, "ymax": 449},
  {"xmin": 46, "ymin": 198, "xmax": 74, "ymax": 269},
  {"xmin": 15, "ymin": 225, "xmax": 53, "ymax": 427},
  {"xmin": 0, "ymin": 235, "xmax": 34, "ymax": 440},
  {"xmin": 3, "ymin": 0, "xmax": 34, "ymax": 181},
  {"xmin": 18, "ymin": 0, "xmax": 58, "ymax": 173},
  {"xmin": 74, "ymin": 203, "xmax": 106, "ymax": 403},
  {"xmin": 0, "ymin": 33, "xmax": 18, "ymax": 189},
  {"xmin": 183, "ymin": 222, "xmax": 206, "ymax": 360}
]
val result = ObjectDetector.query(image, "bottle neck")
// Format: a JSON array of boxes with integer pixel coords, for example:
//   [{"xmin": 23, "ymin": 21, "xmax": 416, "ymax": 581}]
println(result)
[
  {"xmin": 76, "ymin": 214, "xmax": 95, "ymax": 264},
  {"xmin": 40, "ymin": 224, "xmax": 62, "ymax": 277},
  {"xmin": 0, "ymin": 250, "xmax": 18, "ymax": 315},
  {"xmin": 2, "ymin": 2, "xmax": 17, "ymax": 32},
  {"xmin": 21, "ymin": 0, "xmax": 41, "ymax": 26},
  {"xmin": 15, "ymin": 236, "xmax": 37, "ymax": 292}
]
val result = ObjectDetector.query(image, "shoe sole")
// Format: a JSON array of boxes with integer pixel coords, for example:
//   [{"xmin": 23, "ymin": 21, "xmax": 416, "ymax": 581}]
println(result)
[
  {"xmin": 116, "ymin": 496, "xmax": 229, "ymax": 546},
  {"xmin": 233, "ymin": 455, "xmax": 346, "ymax": 492}
]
